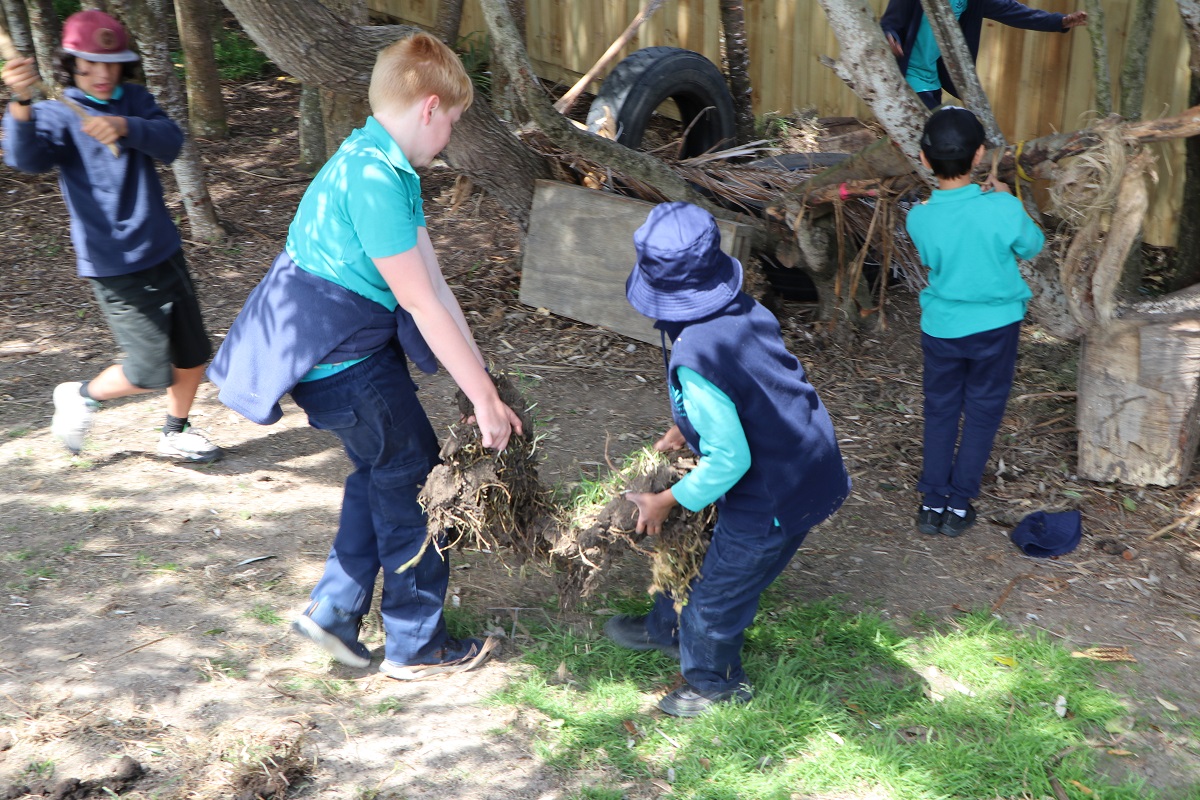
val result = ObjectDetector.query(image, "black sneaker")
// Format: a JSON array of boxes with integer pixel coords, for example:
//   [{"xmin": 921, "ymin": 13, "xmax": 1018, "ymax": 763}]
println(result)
[
  {"xmin": 916, "ymin": 506, "xmax": 944, "ymax": 536},
  {"xmin": 603, "ymin": 614, "xmax": 680, "ymax": 659},
  {"xmin": 658, "ymin": 683, "xmax": 752, "ymax": 717},
  {"xmin": 939, "ymin": 505, "xmax": 977, "ymax": 537}
]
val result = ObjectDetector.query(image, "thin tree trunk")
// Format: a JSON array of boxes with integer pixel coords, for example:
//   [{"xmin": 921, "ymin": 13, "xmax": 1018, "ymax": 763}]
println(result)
[
  {"xmin": 554, "ymin": 0, "xmax": 665, "ymax": 116},
  {"xmin": 1169, "ymin": 60, "xmax": 1200, "ymax": 288},
  {"xmin": 1, "ymin": 0, "xmax": 31, "ymax": 54},
  {"xmin": 318, "ymin": 0, "xmax": 370, "ymax": 157},
  {"xmin": 174, "ymin": 0, "xmax": 227, "ymax": 139},
  {"xmin": 1082, "ymin": 0, "xmax": 1112, "ymax": 114},
  {"xmin": 1179, "ymin": 0, "xmax": 1200, "ymax": 76},
  {"xmin": 111, "ymin": 0, "xmax": 224, "ymax": 241},
  {"xmin": 298, "ymin": 83, "xmax": 326, "ymax": 171},
  {"xmin": 918, "ymin": 0, "xmax": 1003, "ymax": 145},
  {"xmin": 477, "ymin": 0, "xmax": 717, "ymax": 212},
  {"xmin": 23, "ymin": 0, "xmax": 59, "ymax": 84},
  {"xmin": 435, "ymin": 0, "xmax": 465, "ymax": 44},
  {"xmin": 816, "ymin": 0, "xmax": 929, "ymax": 171},
  {"xmin": 1120, "ymin": 0, "xmax": 1158, "ymax": 118},
  {"xmin": 718, "ymin": 0, "xmax": 755, "ymax": 144}
]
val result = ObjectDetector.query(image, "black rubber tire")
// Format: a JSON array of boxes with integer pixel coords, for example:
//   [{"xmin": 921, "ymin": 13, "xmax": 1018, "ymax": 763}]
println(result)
[{"xmin": 586, "ymin": 46, "xmax": 736, "ymax": 158}]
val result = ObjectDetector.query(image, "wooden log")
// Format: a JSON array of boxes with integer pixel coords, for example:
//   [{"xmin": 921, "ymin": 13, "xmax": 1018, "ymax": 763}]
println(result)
[{"xmin": 1076, "ymin": 285, "xmax": 1200, "ymax": 487}]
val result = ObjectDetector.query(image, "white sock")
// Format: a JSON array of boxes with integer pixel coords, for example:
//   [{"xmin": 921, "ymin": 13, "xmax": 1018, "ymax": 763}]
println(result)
[
  {"xmin": 948, "ymin": 507, "xmax": 968, "ymax": 518},
  {"xmin": 922, "ymin": 506, "xmax": 945, "ymax": 514}
]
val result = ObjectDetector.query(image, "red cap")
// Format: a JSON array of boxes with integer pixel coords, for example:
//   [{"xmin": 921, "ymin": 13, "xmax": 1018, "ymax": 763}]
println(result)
[{"xmin": 61, "ymin": 10, "xmax": 138, "ymax": 63}]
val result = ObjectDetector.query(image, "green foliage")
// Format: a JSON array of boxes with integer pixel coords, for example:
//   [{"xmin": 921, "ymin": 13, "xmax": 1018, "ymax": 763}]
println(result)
[
  {"xmin": 246, "ymin": 604, "xmax": 283, "ymax": 625},
  {"xmin": 171, "ymin": 28, "xmax": 273, "ymax": 83},
  {"xmin": 496, "ymin": 597, "xmax": 1160, "ymax": 799},
  {"xmin": 456, "ymin": 32, "xmax": 491, "ymax": 100},
  {"xmin": 53, "ymin": 0, "xmax": 81, "ymax": 20}
]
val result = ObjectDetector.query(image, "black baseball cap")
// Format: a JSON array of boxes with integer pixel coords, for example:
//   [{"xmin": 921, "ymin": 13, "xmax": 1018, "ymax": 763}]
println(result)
[{"xmin": 920, "ymin": 106, "xmax": 986, "ymax": 160}]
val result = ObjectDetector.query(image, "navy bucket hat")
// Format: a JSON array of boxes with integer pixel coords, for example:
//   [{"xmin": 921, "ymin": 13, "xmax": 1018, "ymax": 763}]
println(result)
[
  {"xmin": 1009, "ymin": 510, "xmax": 1083, "ymax": 558},
  {"xmin": 626, "ymin": 202, "xmax": 743, "ymax": 322}
]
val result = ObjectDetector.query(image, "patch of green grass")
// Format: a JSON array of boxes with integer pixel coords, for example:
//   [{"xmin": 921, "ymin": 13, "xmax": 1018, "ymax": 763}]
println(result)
[
  {"xmin": 5, "ymin": 550, "xmax": 35, "ymax": 562},
  {"xmin": 246, "ymin": 604, "xmax": 282, "ymax": 625},
  {"xmin": 88, "ymin": 503, "xmax": 110, "ymax": 513},
  {"xmin": 61, "ymin": 542, "xmax": 80, "ymax": 555},
  {"xmin": 443, "ymin": 603, "xmax": 486, "ymax": 640},
  {"xmin": 23, "ymin": 566, "xmax": 54, "ymax": 580},
  {"xmin": 277, "ymin": 674, "xmax": 352, "ymax": 699},
  {"xmin": 201, "ymin": 657, "xmax": 247, "ymax": 681},
  {"xmin": 6, "ymin": 427, "xmax": 30, "ymax": 438},
  {"xmin": 213, "ymin": 28, "xmax": 273, "ymax": 80},
  {"xmin": 497, "ymin": 597, "xmax": 1157, "ymax": 799},
  {"xmin": 134, "ymin": 553, "xmax": 156, "ymax": 569},
  {"xmin": 23, "ymin": 759, "xmax": 54, "ymax": 779},
  {"xmin": 47, "ymin": 503, "xmax": 70, "ymax": 513},
  {"xmin": 372, "ymin": 697, "xmax": 405, "ymax": 716},
  {"xmin": 155, "ymin": 562, "xmax": 181, "ymax": 572}
]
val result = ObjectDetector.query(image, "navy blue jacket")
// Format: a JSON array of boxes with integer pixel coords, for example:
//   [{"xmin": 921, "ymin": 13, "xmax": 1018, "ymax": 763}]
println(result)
[
  {"xmin": 2, "ymin": 84, "xmax": 184, "ymax": 278},
  {"xmin": 880, "ymin": 0, "xmax": 1066, "ymax": 98},
  {"xmin": 658, "ymin": 293, "xmax": 850, "ymax": 534},
  {"xmin": 207, "ymin": 251, "xmax": 436, "ymax": 425}
]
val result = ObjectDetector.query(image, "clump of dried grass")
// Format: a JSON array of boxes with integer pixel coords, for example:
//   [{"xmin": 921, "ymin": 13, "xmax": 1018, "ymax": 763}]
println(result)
[
  {"xmin": 415, "ymin": 374, "xmax": 554, "ymax": 568},
  {"xmin": 550, "ymin": 447, "xmax": 714, "ymax": 611}
]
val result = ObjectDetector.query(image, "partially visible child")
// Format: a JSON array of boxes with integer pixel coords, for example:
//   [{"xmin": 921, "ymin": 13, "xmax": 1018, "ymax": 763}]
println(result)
[
  {"xmin": 907, "ymin": 106, "xmax": 1045, "ymax": 537},
  {"xmin": 605, "ymin": 202, "xmax": 850, "ymax": 717},
  {"xmin": 208, "ymin": 33, "xmax": 522, "ymax": 679},
  {"xmin": 2, "ymin": 10, "xmax": 220, "ymax": 462}
]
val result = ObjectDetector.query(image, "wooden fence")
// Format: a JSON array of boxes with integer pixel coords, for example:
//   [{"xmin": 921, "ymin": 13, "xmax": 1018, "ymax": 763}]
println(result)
[{"xmin": 371, "ymin": 0, "xmax": 1191, "ymax": 246}]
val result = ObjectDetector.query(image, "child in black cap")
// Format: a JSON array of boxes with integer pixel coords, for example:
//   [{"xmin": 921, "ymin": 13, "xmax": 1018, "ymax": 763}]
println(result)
[
  {"xmin": 907, "ymin": 107, "xmax": 1045, "ymax": 537},
  {"xmin": 604, "ymin": 201, "xmax": 850, "ymax": 717}
]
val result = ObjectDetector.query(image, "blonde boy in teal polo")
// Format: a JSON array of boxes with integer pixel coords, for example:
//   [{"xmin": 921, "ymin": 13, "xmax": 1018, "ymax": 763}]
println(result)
[{"xmin": 212, "ymin": 33, "xmax": 522, "ymax": 679}]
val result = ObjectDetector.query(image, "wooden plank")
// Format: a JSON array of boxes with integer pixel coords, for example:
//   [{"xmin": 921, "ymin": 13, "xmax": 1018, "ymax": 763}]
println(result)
[{"xmin": 519, "ymin": 181, "xmax": 752, "ymax": 346}]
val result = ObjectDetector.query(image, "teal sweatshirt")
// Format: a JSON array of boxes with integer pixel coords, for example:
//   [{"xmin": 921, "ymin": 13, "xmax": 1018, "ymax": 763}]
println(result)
[
  {"xmin": 670, "ymin": 367, "xmax": 751, "ymax": 512},
  {"xmin": 906, "ymin": 183, "xmax": 1045, "ymax": 339}
]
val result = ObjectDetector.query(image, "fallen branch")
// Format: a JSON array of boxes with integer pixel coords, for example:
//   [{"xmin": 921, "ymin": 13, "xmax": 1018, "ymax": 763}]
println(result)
[{"xmin": 553, "ymin": 0, "xmax": 666, "ymax": 115}]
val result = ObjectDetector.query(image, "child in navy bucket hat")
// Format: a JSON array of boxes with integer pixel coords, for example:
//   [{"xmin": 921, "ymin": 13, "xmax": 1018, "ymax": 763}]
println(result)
[{"xmin": 606, "ymin": 201, "xmax": 851, "ymax": 717}]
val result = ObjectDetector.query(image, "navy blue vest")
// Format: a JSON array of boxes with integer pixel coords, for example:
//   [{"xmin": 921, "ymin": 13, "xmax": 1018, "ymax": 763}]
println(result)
[{"xmin": 658, "ymin": 293, "xmax": 850, "ymax": 533}]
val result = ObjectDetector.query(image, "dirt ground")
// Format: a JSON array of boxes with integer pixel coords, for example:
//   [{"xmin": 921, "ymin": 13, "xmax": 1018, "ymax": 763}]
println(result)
[{"xmin": 1, "ymin": 80, "xmax": 1199, "ymax": 800}]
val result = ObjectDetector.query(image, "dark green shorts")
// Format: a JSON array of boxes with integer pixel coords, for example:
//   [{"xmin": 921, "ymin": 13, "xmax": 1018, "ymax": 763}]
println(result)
[{"xmin": 89, "ymin": 250, "xmax": 212, "ymax": 389}]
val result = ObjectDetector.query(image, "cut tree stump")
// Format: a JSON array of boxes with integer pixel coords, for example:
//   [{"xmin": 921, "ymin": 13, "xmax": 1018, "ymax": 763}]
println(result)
[
  {"xmin": 519, "ymin": 180, "xmax": 752, "ymax": 346},
  {"xmin": 1077, "ymin": 285, "xmax": 1200, "ymax": 486}
]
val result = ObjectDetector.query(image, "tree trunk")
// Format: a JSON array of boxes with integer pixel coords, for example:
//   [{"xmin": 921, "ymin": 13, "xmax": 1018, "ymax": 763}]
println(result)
[
  {"xmin": 435, "ymin": 0, "xmax": 465, "ymax": 44},
  {"xmin": 319, "ymin": 0, "xmax": 371, "ymax": 155},
  {"xmin": 111, "ymin": 0, "xmax": 224, "ymax": 241},
  {"xmin": 23, "ymin": 0, "xmax": 59, "ymax": 85},
  {"xmin": 1120, "ymin": 0, "xmax": 1158, "ymax": 119},
  {"xmin": 1082, "ymin": 0, "xmax": 1112, "ymax": 114},
  {"xmin": 221, "ymin": 0, "xmax": 552, "ymax": 226},
  {"xmin": 815, "ymin": 0, "xmax": 929, "ymax": 172},
  {"xmin": 1, "ymin": 0, "xmax": 31, "ymax": 55},
  {"xmin": 918, "ymin": 0, "xmax": 1003, "ymax": 145},
  {"xmin": 718, "ymin": 0, "xmax": 755, "ymax": 145},
  {"xmin": 298, "ymin": 83, "xmax": 327, "ymax": 171},
  {"xmin": 1179, "ymin": 0, "xmax": 1200, "ymax": 76},
  {"xmin": 174, "ymin": 0, "xmax": 227, "ymax": 139}
]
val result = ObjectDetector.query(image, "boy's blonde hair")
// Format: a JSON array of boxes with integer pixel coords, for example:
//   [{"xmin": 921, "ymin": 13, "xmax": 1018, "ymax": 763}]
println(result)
[{"xmin": 369, "ymin": 32, "xmax": 474, "ymax": 115}]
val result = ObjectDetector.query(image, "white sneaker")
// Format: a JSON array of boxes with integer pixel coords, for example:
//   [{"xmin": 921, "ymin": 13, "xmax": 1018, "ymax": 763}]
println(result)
[
  {"xmin": 157, "ymin": 428, "xmax": 223, "ymax": 463},
  {"xmin": 51, "ymin": 382, "xmax": 100, "ymax": 453}
]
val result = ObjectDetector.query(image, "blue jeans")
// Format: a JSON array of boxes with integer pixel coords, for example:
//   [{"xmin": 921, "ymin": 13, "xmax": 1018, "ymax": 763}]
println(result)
[
  {"xmin": 919, "ymin": 322, "xmax": 1020, "ymax": 509},
  {"xmin": 290, "ymin": 345, "xmax": 446, "ymax": 664},
  {"xmin": 645, "ymin": 514, "xmax": 810, "ymax": 695}
]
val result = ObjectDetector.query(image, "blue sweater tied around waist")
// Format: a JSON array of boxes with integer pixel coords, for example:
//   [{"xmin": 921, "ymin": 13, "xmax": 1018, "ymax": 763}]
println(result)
[{"xmin": 207, "ymin": 251, "xmax": 436, "ymax": 425}]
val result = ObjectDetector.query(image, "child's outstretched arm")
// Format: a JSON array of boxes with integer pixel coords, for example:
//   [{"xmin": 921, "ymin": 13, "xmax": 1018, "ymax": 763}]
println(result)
[
  {"xmin": 375, "ymin": 247, "xmax": 522, "ymax": 451},
  {"xmin": 416, "ymin": 227, "xmax": 485, "ymax": 367}
]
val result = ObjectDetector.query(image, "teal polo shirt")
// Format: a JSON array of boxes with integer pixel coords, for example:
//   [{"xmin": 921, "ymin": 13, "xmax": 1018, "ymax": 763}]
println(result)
[
  {"xmin": 906, "ymin": 0, "xmax": 969, "ymax": 93},
  {"xmin": 907, "ymin": 184, "xmax": 1044, "ymax": 339},
  {"xmin": 285, "ymin": 115, "xmax": 426, "ymax": 312}
]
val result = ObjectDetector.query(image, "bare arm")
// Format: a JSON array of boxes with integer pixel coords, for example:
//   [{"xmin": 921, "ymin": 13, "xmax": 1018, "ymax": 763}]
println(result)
[
  {"xmin": 415, "ymin": 226, "xmax": 485, "ymax": 367},
  {"xmin": 375, "ymin": 246, "xmax": 522, "ymax": 450}
]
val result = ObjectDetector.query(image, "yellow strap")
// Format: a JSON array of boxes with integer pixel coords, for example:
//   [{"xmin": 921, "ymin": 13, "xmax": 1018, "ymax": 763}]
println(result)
[{"xmin": 1014, "ymin": 140, "xmax": 1032, "ymax": 201}]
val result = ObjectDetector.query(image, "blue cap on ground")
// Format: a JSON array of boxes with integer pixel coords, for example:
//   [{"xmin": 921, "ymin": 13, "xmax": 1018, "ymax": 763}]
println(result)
[{"xmin": 1009, "ymin": 510, "xmax": 1083, "ymax": 558}]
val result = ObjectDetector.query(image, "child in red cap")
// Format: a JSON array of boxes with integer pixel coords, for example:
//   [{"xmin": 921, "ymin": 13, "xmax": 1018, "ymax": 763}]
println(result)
[{"xmin": 2, "ymin": 10, "xmax": 221, "ymax": 462}]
